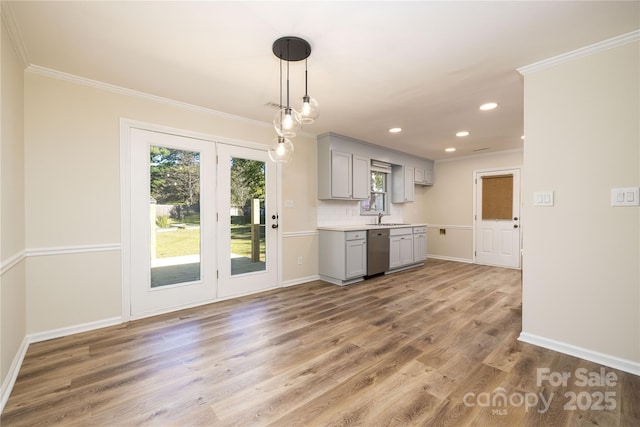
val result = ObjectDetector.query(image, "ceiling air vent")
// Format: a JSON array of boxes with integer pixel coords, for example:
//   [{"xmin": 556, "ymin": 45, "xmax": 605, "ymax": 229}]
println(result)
[{"xmin": 264, "ymin": 101, "xmax": 284, "ymax": 109}]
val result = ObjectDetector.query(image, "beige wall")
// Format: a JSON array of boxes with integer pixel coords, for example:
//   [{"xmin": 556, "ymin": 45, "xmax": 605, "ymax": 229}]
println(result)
[
  {"xmin": 1, "ymin": 18, "xmax": 27, "ymax": 394},
  {"xmin": 24, "ymin": 71, "xmax": 318, "ymax": 333},
  {"xmin": 424, "ymin": 150, "xmax": 523, "ymax": 261},
  {"xmin": 522, "ymin": 41, "xmax": 639, "ymax": 363}
]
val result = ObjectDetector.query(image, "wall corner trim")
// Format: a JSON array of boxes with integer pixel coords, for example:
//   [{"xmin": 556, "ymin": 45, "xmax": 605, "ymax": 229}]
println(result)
[
  {"xmin": 0, "ymin": 336, "xmax": 29, "ymax": 413},
  {"xmin": 518, "ymin": 332, "xmax": 640, "ymax": 376},
  {"xmin": 518, "ymin": 30, "xmax": 640, "ymax": 76},
  {"xmin": 0, "ymin": 250, "xmax": 26, "ymax": 275}
]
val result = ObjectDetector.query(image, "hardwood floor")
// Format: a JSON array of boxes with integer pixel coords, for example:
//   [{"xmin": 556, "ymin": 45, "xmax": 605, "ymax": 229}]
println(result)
[{"xmin": 3, "ymin": 259, "xmax": 639, "ymax": 426}]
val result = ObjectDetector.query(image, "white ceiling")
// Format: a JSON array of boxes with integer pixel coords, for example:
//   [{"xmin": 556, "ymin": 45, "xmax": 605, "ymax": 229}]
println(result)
[{"xmin": 6, "ymin": 1, "xmax": 640, "ymax": 160}]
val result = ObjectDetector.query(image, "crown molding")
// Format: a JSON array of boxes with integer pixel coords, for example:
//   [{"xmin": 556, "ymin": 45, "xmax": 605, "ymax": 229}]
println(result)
[
  {"xmin": 1, "ymin": 1, "xmax": 30, "ymax": 68},
  {"xmin": 25, "ymin": 64, "xmax": 318, "ymax": 139},
  {"xmin": 518, "ymin": 30, "xmax": 640, "ymax": 76},
  {"xmin": 27, "ymin": 64, "xmax": 276, "ymax": 128},
  {"xmin": 435, "ymin": 147, "xmax": 523, "ymax": 164}
]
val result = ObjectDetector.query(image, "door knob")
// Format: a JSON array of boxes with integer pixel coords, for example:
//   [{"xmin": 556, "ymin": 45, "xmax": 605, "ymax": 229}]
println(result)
[
  {"xmin": 514, "ymin": 224, "xmax": 519, "ymax": 228},
  {"xmin": 271, "ymin": 224, "xmax": 278, "ymax": 229},
  {"xmin": 513, "ymin": 217, "xmax": 518, "ymax": 221}
]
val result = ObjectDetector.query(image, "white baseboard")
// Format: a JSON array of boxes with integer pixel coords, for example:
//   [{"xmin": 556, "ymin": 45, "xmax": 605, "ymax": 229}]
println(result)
[
  {"xmin": 0, "ymin": 336, "xmax": 29, "ymax": 413},
  {"xmin": 282, "ymin": 275, "xmax": 321, "ymax": 287},
  {"xmin": 426, "ymin": 254, "xmax": 474, "ymax": 264},
  {"xmin": 518, "ymin": 332, "xmax": 640, "ymax": 376},
  {"xmin": 28, "ymin": 316, "xmax": 123, "ymax": 344}
]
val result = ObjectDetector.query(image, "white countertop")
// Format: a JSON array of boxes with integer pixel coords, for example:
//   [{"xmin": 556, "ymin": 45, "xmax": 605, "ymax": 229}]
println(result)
[{"xmin": 317, "ymin": 224, "xmax": 427, "ymax": 232}]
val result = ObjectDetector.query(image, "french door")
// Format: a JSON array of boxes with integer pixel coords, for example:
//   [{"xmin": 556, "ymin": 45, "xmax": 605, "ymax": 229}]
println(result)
[
  {"xmin": 474, "ymin": 168, "xmax": 521, "ymax": 269},
  {"xmin": 128, "ymin": 128, "xmax": 278, "ymax": 318},
  {"xmin": 216, "ymin": 144, "xmax": 278, "ymax": 298}
]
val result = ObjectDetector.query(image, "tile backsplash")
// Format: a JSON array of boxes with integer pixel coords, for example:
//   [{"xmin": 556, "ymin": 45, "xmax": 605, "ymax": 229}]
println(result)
[{"xmin": 317, "ymin": 200, "xmax": 406, "ymax": 227}]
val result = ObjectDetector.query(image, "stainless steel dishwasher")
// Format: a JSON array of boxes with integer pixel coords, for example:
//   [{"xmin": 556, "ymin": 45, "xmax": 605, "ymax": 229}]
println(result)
[{"xmin": 367, "ymin": 228, "xmax": 390, "ymax": 276}]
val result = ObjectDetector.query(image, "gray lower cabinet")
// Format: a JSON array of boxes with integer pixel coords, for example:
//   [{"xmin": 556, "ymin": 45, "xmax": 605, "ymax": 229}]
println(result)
[
  {"xmin": 389, "ymin": 227, "xmax": 414, "ymax": 269},
  {"xmin": 413, "ymin": 226, "xmax": 427, "ymax": 262},
  {"xmin": 319, "ymin": 230, "xmax": 367, "ymax": 285}
]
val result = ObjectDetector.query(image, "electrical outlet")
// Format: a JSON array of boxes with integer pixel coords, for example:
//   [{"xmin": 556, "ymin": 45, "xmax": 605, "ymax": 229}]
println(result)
[{"xmin": 297, "ymin": 256, "xmax": 303, "ymax": 265}]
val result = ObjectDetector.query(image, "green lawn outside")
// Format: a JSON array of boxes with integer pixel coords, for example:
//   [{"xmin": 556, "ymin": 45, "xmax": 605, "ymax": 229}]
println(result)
[{"xmin": 155, "ymin": 225, "xmax": 265, "ymax": 259}]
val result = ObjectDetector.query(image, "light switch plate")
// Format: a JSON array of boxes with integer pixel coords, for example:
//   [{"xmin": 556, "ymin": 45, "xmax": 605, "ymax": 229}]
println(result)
[
  {"xmin": 611, "ymin": 187, "xmax": 640, "ymax": 207},
  {"xmin": 533, "ymin": 191, "xmax": 554, "ymax": 207}
]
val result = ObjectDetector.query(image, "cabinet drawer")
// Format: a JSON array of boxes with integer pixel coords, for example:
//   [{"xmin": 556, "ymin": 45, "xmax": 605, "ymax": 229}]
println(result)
[
  {"xmin": 390, "ymin": 227, "xmax": 412, "ymax": 236},
  {"xmin": 413, "ymin": 226, "xmax": 427, "ymax": 233},
  {"xmin": 345, "ymin": 231, "xmax": 367, "ymax": 241}
]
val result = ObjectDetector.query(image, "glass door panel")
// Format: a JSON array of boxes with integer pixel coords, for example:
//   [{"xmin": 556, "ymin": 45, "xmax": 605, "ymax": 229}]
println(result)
[
  {"xmin": 229, "ymin": 158, "xmax": 266, "ymax": 276},
  {"xmin": 149, "ymin": 146, "xmax": 201, "ymax": 287}
]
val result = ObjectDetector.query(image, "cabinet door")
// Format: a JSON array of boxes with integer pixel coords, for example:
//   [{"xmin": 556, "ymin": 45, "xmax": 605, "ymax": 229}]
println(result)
[
  {"xmin": 413, "ymin": 233, "xmax": 427, "ymax": 262},
  {"xmin": 352, "ymin": 155, "xmax": 370, "ymax": 200},
  {"xmin": 414, "ymin": 167, "xmax": 425, "ymax": 183},
  {"xmin": 399, "ymin": 235, "xmax": 414, "ymax": 266},
  {"xmin": 404, "ymin": 167, "xmax": 415, "ymax": 202},
  {"xmin": 423, "ymin": 170, "xmax": 433, "ymax": 185},
  {"xmin": 345, "ymin": 239, "xmax": 367, "ymax": 278},
  {"xmin": 392, "ymin": 166, "xmax": 415, "ymax": 203},
  {"xmin": 389, "ymin": 236, "xmax": 402, "ymax": 269},
  {"xmin": 331, "ymin": 150, "xmax": 352, "ymax": 198}
]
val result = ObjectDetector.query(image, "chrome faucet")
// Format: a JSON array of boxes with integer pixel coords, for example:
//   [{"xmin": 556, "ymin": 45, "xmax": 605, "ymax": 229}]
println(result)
[{"xmin": 377, "ymin": 212, "xmax": 383, "ymax": 225}]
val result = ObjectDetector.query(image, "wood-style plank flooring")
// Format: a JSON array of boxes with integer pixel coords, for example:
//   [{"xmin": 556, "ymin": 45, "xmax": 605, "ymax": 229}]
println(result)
[{"xmin": 3, "ymin": 259, "xmax": 639, "ymax": 426}]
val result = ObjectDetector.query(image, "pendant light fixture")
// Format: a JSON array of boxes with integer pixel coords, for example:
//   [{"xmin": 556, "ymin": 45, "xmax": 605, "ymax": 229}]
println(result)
[
  {"xmin": 269, "ymin": 36, "xmax": 319, "ymax": 163},
  {"xmin": 268, "ymin": 136, "xmax": 295, "ymax": 163},
  {"xmin": 300, "ymin": 58, "xmax": 320, "ymax": 124}
]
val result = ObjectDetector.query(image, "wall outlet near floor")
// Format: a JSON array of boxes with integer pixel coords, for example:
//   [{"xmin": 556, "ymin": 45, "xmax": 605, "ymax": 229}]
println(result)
[{"xmin": 611, "ymin": 187, "xmax": 639, "ymax": 207}]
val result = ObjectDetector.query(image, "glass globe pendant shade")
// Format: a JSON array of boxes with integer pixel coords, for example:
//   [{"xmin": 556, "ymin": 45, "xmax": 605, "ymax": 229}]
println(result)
[
  {"xmin": 268, "ymin": 136, "xmax": 294, "ymax": 163},
  {"xmin": 300, "ymin": 95, "xmax": 320, "ymax": 124},
  {"xmin": 273, "ymin": 107, "xmax": 302, "ymax": 138}
]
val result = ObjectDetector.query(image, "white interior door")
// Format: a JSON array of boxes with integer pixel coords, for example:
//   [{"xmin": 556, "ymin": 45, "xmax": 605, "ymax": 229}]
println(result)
[
  {"xmin": 475, "ymin": 168, "xmax": 521, "ymax": 268},
  {"xmin": 129, "ymin": 128, "xmax": 216, "ymax": 317},
  {"xmin": 216, "ymin": 144, "xmax": 278, "ymax": 298}
]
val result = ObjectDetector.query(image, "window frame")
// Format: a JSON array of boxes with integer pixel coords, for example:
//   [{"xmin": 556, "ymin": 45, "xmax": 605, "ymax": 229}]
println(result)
[{"xmin": 360, "ymin": 169, "xmax": 389, "ymax": 216}]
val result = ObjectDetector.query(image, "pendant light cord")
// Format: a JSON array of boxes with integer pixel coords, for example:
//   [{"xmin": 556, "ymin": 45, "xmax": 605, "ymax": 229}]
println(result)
[
  {"xmin": 279, "ymin": 57, "xmax": 283, "ymax": 110},
  {"xmin": 286, "ymin": 40, "xmax": 290, "ymax": 109},
  {"xmin": 305, "ymin": 59, "xmax": 309, "ymax": 97}
]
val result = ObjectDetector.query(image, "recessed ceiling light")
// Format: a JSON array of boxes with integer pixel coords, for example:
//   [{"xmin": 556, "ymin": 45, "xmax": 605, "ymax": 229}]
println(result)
[
  {"xmin": 456, "ymin": 131, "xmax": 469, "ymax": 137},
  {"xmin": 521, "ymin": 135, "xmax": 525, "ymax": 139},
  {"xmin": 445, "ymin": 148, "xmax": 456, "ymax": 152},
  {"xmin": 389, "ymin": 127, "xmax": 402, "ymax": 133},
  {"xmin": 479, "ymin": 102, "xmax": 498, "ymax": 111}
]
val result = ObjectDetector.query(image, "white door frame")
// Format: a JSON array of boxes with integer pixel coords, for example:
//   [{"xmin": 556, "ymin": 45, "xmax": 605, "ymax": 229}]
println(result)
[
  {"xmin": 472, "ymin": 166, "xmax": 522, "ymax": 269},
  {"xmin": 120, "ymin": 118, "xmax": 283, "ymax": 322}
]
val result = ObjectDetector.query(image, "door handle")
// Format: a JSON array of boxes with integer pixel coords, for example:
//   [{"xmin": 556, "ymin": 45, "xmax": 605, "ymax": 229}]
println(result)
[
  {"xmin": 271, "ymin": 224, "xmax": 278, "ymax": 229},
  {"xmin": 514, "ymin": 224, "xmax": 519, "ymax": 228}
]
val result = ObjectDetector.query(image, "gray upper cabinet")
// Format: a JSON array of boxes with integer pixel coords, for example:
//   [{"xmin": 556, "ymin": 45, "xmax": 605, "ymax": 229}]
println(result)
[
  {"xmin": 392, "ymin": 165, "xmax": 415, "ymax": 203},
  {"xmin": 414, "ymin": 167, "xmax": 433, "ymax": 186},
  {"xmin": 323, "ymin": 149, "xmax": 370, "ymax": 200},
  {"xmin": 318, "ymin": 133, "xmax": 434, "ymax": 201}
]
